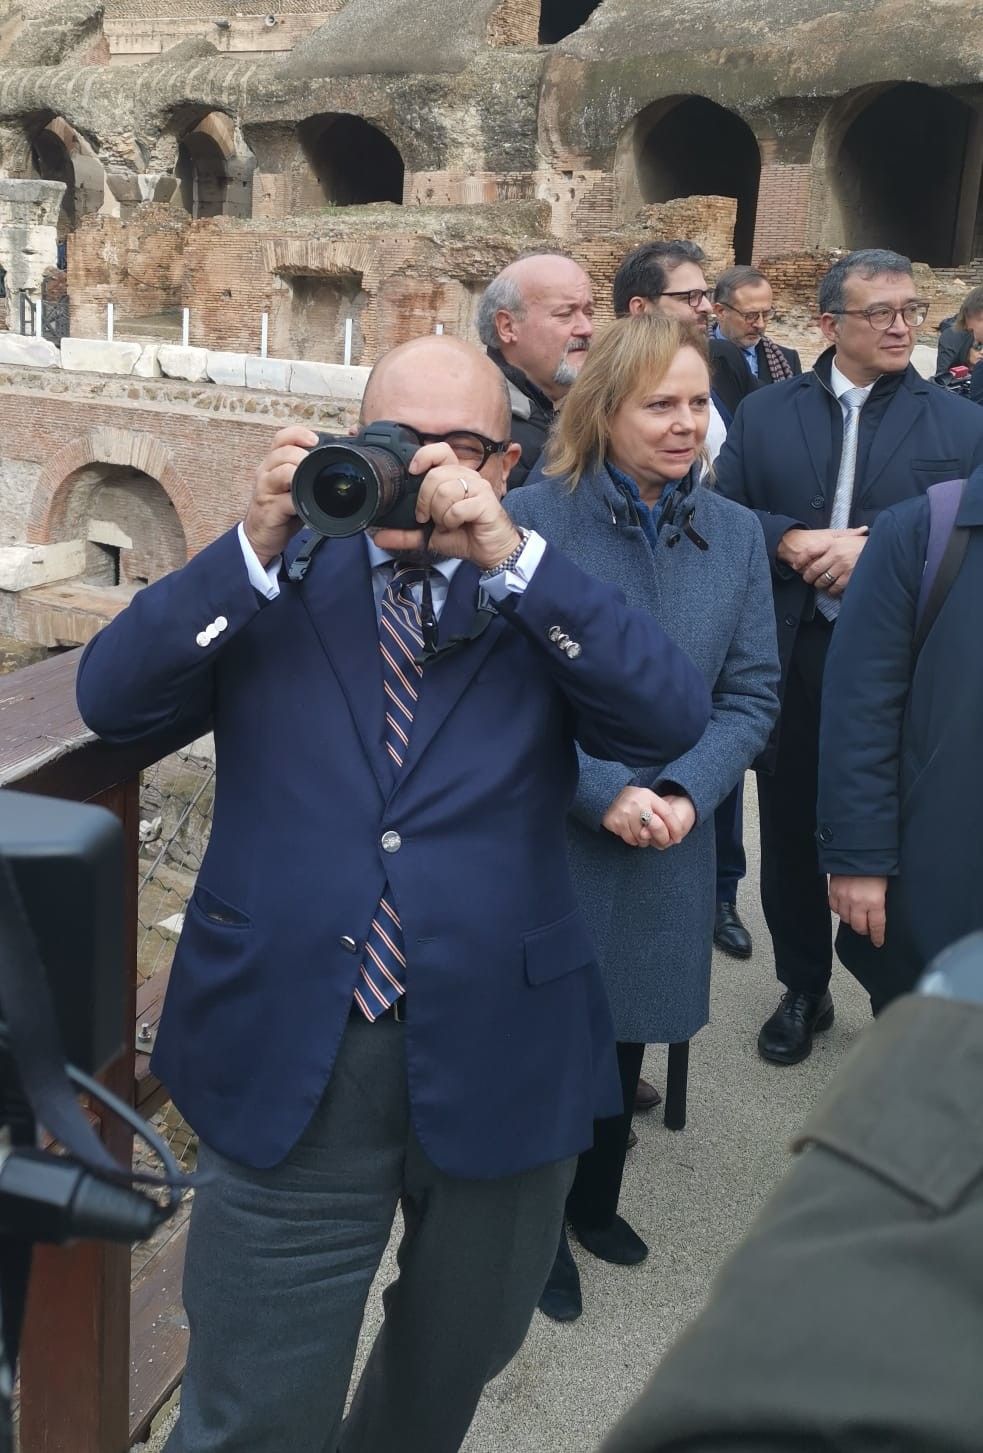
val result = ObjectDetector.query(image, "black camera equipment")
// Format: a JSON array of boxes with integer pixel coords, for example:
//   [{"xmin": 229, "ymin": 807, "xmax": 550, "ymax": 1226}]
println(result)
[
  {"xmin": 291, "ymin": 421, "xmax": 423, "ymax": 539},
  {"xmin": 0, "ymin": 789, "xmax": 193, "ymax": 1452}
]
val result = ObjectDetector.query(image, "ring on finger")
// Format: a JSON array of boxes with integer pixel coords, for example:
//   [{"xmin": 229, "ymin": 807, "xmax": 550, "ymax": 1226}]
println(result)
[
  {"xmin": 820, "ymin": 569, "xmax": 837, "ymax": 586},
  {"xmin": 459, "ymin": 477, "xmax": 470, "ymax": 498},
  {"xmin": 639, "ymin": 808, "xmax": 653, "ymax": 826}
]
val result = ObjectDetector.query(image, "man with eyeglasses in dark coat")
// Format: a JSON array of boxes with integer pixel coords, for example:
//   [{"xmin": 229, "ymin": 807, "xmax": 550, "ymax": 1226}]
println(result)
[{"xmin": 715, "ymin": 248, "xmax": 983, "ymax": 1067}]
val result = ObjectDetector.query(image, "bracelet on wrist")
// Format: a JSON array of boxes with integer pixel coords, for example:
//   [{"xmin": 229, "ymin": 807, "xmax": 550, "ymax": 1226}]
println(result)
[{"xmin": 484, "ymin": 528, "xmax": 530, "ymax": 577}]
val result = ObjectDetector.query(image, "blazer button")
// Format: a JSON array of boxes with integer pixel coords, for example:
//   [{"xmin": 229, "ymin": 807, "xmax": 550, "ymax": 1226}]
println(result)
[
  {"xmin": 548, "ymin": 626, "xmax": 563, "ymax": 643},
  {"xmin": 783, "ymin": 615, "xmax": 797, "ymax": 628},
  {"xmin": 381, "ymin": 830, "xmax": 402, "ymax": 854},
  {"xmin": 818, "ymin": 827, "xmax": 833, "ymax": 843},
  {"xmin": 811, "ymin": 494, "xmax": 825, "ymax": 510},
  {"xmin": 565, "ymin": 642, "xmax": 582, "ymax": 659},
  {"xmin": 339, "ymin": 935, "xmax": 358, "ymax": 953}
]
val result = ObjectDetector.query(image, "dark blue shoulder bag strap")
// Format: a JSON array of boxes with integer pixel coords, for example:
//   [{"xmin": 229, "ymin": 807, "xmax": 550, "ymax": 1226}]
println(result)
[{"xmin": 913, "ymin": 478, "xmax": 970, "ymax": 657}]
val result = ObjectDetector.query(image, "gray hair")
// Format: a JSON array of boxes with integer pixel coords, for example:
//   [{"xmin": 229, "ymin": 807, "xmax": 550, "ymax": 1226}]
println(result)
[
  {"xmin": 819, "ymin": 249, "xmax": 913, "ymax": 315},
  {"xmin": 477, "ymin": 275, "xmax": 527, "ymax": 348},
  {"xmin": 713, "ymin": 264, "xmax": 768, "ymax": 305}
]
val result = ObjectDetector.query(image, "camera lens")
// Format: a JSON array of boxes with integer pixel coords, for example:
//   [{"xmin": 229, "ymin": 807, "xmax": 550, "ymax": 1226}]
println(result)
[
  {"xmin": 292, "ymin": 444, "xmax": 407, "ymax": 537},
  {"xmin": 312, "ymin": 460, "xmax": 368, "ymax": 521}
]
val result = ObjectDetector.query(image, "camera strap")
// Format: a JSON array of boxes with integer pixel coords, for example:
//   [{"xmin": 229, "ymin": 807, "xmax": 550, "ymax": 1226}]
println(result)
[
  {"xmin": 415, "ymin": 588, "xmax": 499, "ymax": 666},
  {"xmin": 286, "ymin": 532, "xmax": 327, "ymax": 584}
]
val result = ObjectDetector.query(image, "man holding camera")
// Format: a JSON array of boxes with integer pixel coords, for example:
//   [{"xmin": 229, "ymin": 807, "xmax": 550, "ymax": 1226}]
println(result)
[{"xmin": 76, "ymin": 334, "xmax": 710, "ymax": 1453}]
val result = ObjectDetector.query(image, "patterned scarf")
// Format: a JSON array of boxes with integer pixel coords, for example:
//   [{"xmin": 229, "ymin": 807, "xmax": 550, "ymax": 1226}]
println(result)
[{"xmin": 760, "ymin": 335, "xmax": 795, "ymax": 383}]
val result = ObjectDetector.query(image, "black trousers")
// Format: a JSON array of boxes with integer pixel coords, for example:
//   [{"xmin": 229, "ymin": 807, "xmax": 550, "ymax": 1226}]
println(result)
[
  {"xmin": 566, "ymin": 1041, "xmax": 645, "ymax": 1231},
  {"xmin": 714, "ymin": 780, "xmax": 746, "ymax": 903},
  {"xmin": 756, "ymin": 618, "xmax": 834, "ymax": 997}
]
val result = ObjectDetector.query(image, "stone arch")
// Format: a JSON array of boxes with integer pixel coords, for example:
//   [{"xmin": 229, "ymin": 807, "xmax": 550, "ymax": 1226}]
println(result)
[
  {"xmin": 174, "ymin": 110, "xmax": 255, "ymax": 221},
  {"xmin": 539, "ymin": 0, "xmax": 603, "ymax": 43},
  {"xmin": 816, "ymin": 82, "xmax": 983, "ymax": 266},
  {"xmin": 617, "ymin": 96, "xmax": 762, "ymax": 264},
  {"xmin": 28, "ymin": 429, "xmax": 199, "ymax": 564},
  {"xmin": 298, "ymin": 114, "xmax": 405, "ymax": 206},
  {"xmin": 29, "ymin": 115, "xmax": 104, "ymax": 236}
]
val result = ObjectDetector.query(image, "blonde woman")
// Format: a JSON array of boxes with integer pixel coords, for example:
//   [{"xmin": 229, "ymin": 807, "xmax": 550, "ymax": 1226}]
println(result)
[{"xmin": 506, "ymin": 315, "xmax": 779, "ymax": 1322}]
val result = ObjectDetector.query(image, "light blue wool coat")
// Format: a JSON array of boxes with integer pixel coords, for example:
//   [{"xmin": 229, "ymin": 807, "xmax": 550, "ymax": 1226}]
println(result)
[{"xmin": 506, "ymin": 463, "xmax": 780, "ymax": 1043}]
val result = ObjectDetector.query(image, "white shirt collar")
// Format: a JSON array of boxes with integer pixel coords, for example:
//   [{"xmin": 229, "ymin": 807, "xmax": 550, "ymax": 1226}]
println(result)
[
  {"xmin": 830, "ymin": 358, "xmax": 877, "ymax": 403},
  {"xmin": 364, "ymin": 534, "xmax": 461, "ymax": 584}
]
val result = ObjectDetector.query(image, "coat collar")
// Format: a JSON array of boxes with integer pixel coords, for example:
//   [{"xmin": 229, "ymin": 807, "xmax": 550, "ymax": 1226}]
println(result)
[
  {"xmin": 958, "ymin": 463, "xmax": 983, "ymax": 528},
  {"xmin": 797, "ymin": 348, "xmax": 924, "ymax": 499},
  {"xmin": 486, "ymin": 348, "xmax": 556, "ymax": 423}
]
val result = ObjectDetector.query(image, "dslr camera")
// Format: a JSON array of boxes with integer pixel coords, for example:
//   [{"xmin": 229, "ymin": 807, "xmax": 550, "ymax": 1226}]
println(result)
[{"xmin": 291, "ymin": 422, "xmax": 423, "ymax": 538}]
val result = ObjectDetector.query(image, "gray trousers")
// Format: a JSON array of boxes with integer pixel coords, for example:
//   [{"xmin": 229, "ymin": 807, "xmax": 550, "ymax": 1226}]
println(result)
[{"xmin": 165, "ymin": 1015, "xmax": 574, "ymax": 1453}]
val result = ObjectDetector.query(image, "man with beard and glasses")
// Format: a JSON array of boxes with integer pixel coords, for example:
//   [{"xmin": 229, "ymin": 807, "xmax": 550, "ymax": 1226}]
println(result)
[
  {"xmin": 478, "ymin": 252, "xmax": 594, "ymax": 487},
  {"xmin": 75, "ymin": 334, "xmax": 711, "ymax": 1453},
  {"xmin": 712, "ymin": 265, "xmax": 802, "ymax": 386}
]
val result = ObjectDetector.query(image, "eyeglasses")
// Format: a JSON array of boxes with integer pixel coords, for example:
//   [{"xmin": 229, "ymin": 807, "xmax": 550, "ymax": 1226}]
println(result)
[
  {"xmin": 661, "ymin": 289, "xmax": 712, "ymax": 308},
  {"xmin": 718, "ymin": 301, "xmax": 774, "ymax": 325},
  {"xmin": 395, "ymin": 425, "xmax": 510, "ymax": 470},
  {"xmin": 827, "ymin": 302, "xmax": 929, "ymax": 331}
]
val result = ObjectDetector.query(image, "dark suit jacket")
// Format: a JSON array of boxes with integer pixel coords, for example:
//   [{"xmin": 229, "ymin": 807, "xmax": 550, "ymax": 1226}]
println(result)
[
  {"xmin": 487, "ymin": 347, "xmax": 555, "ymax": 488},
  {"xmin": 708, "ymin": 336, "xmax": 757, "ymax": 419},
  {"xmin": 75, "ymin": 528, "xmax": 710, "ymax": 1173},
  {"xmin": 600, "ymin": 994, "xmax": 983, "ymax": 1453},
  {"xmin": 715, "ymin": 347, "xmax": 983, "ymax": 764},
  {"xmin": 817, "ymin": 466, "xmax": 983, "ymax": 1003}
]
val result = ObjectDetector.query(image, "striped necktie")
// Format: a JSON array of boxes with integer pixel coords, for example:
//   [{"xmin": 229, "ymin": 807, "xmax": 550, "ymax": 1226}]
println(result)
[
  {"xmin": 354, "ymin": 562, "xmax": 426, "ymax": 1022},
  {"xmin": 816, "ymin": 386, "xmax": 868, "ymax": 622}
]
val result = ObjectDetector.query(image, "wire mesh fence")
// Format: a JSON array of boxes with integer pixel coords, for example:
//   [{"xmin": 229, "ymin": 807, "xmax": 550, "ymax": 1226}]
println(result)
[{"xmin": 136, "ymin": 738, "xmax": 216, "ymax": 1174}]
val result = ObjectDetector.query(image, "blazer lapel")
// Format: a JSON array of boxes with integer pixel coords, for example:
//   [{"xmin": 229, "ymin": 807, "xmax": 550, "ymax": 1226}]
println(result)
[
  {"xmin": 293, "ymin": 534, "xmax": 390, "ymax": 795},
  {"xmin": 795, "ymin": 381, "xmax": 834, "ymax": 496},
  {"xmin": 392, "ymin": 561, "xmax": 508, "ymax": 795},
  {"xmin": 857, "ymin": 376, "xmax": 925, "ymax": 503}
]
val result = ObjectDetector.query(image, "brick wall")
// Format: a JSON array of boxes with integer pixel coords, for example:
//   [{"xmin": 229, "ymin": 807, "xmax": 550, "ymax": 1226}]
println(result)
[
  {"xmin": 68, "ymin": 210, "xmax": 189, "ymax": 336},
  {"xmin": 0, "ymin": 366, "xmax": 359, "ymax": 553},
  {"xmin": 486, "ymin": 0, "xmax": 539, "ymax": 46},
  {"xmin": 752, "ymin": 164, "xmax": 811, "ymax": 260}
]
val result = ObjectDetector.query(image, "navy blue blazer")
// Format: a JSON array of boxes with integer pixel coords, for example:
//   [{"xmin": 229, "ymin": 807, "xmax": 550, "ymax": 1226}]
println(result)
[
  {"xmin": 817, "ymin": 465, "xmax": 983, "ymax": 1002},
  {"xmin": 715, "ymin": 348, "xmax": 983, "ymax": 764},
  {"xmin": 76, "ymin": 527, "xmax": 711, "ymax": 1175}
]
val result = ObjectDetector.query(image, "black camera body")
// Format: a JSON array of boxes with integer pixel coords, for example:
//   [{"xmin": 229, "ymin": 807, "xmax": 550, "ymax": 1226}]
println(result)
[{"xmin": 291, "ymin": 421, "xmax": 423, "ymax": 538}]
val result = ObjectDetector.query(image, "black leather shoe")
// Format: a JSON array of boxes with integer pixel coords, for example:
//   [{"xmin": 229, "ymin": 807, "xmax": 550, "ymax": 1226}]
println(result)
[
  {"xmin": 757, "ymin": 990, "xmax": 834, "ymax": 1065},
  {"xmin": 538, "ymin": 1226, "xmax": 582, "ymax": 1322},
  {"xmin": 634, "ymin": 1076, "xmax": 663, "ymax": 1113},
  {"xmin": 573, "ymin": 1214, "xmax": 649, "ymax": 1266},
  {"xmin": 714, "ymin": 901, "xmax": 752, "ymax": 959}
]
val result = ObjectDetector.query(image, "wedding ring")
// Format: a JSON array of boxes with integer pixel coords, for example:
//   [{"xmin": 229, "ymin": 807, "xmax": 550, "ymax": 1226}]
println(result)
[
  {"xmin": 820, "ymin": 570, "xmax": 836, "ymax": 586},
  {"xmin": 639, "ymin": 808, "xmax": 653, "ymax": 826},
  {"xmin": 459, "ymin": 477, "xmax": 470, "ymax": 497}
]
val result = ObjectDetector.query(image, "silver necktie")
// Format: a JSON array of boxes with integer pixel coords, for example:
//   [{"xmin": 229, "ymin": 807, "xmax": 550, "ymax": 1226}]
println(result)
[{"xmin": 816, "ymin": 386, "xmax": 868, "ymax": 621}]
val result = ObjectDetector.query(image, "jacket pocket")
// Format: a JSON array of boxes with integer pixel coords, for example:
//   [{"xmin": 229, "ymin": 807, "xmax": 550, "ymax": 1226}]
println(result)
[
  {"xmin": 910, "ymin": 458, "xmax": 960, "ymax": 483},
  {"xmin": 190, "ymin": 883, "xmax": 252, "ymax": 930},
  {"xmin": 523, "ymin": 909, "xmax": 597, "ymax": 986}
]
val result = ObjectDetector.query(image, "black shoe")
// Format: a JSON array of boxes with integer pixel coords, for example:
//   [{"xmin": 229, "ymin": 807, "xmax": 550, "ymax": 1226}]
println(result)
[
  {"xmin": 633, "ymin": 1076, "xmax": 662, "ymax": 1113},
  {"xmin": 538, "ymin": 1226, "xmax": 582, "ymax": 1322},
  {"xmin": 714, "ymin": 901, "xmax": 752, "ymax": 959},
  {"xmin": 626, "ymin": 1127, "xmax": 638, "ymax": 1150},
  {"xmin": 757, "ymin": 990, "xmax": 834, "ymax": 1065},
  {"xmin": 573, "ymin": 1214, "xmax": 649, "ymax": 1267}
]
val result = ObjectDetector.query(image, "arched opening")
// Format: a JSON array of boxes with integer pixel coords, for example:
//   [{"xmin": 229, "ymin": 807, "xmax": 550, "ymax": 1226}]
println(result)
[
  {"xmin": 298, "ymin": 114, "xmax": 404, "ymax": 206},
  {"xmin": 173, "ymin": 113, "xmax": 254, "ymax": 221},
  {"xmin": 51, "ymin": 463, "xmax": 187, "ymax": 590},
  {"xmin": 539, "ymin": 0, "xmax": 603, "ymax": 43},
  {"xmin": 29, "ymin": 118, "xmax": 104, "ymax": 239},
  {"xmin": 831, "ymin": 84, "xmax": 983, "ymax": 265},
  {"xmin": 631, "ymin": 97, "xmax": 761, "ymax": 264}
]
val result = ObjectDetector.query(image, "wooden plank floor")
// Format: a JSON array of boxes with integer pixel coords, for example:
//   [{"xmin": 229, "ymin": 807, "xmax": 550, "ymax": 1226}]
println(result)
[{"xmin": 130, "ymin": 1198, "xmax": 191, "ymax": 1446}]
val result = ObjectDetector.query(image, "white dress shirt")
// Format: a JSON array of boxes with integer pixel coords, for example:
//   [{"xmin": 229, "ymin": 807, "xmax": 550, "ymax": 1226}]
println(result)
[
  {"xmin": 830, "ymin": 359, "xmax": 876, "ymax": 417},
  {"xmin": 236, "ymin": 523, "xmax": 547, "ymax": 615}
]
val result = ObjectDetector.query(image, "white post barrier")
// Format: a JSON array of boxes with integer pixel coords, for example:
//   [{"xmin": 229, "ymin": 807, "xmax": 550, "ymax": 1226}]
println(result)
[
  {"xmin": 106, "ymin": 302, "xmax": 114, "ymax": 342},
  {"xmin": 435, "ymin": 322, "xmax": 444, "ymax": 335},
  {"xmin": 182, "ymin": 308, "xmax": 190, "ymax": 348},
  {"xmin": 34, "ymin": 300, "xmax": 42, "ymax": 338},
  {"xmin": 260, "ymin": 313, "xmax": 269, "ymax": 359},
  {"xmin": 343, "ymin": 317, "xmax": 353, "ymax": 367}
]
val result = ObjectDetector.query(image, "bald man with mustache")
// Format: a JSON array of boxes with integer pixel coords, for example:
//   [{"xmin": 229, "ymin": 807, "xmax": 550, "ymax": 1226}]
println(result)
[{"xmin": 76, "ymin": 334, "xmax": 710, "ymax": 1453}]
